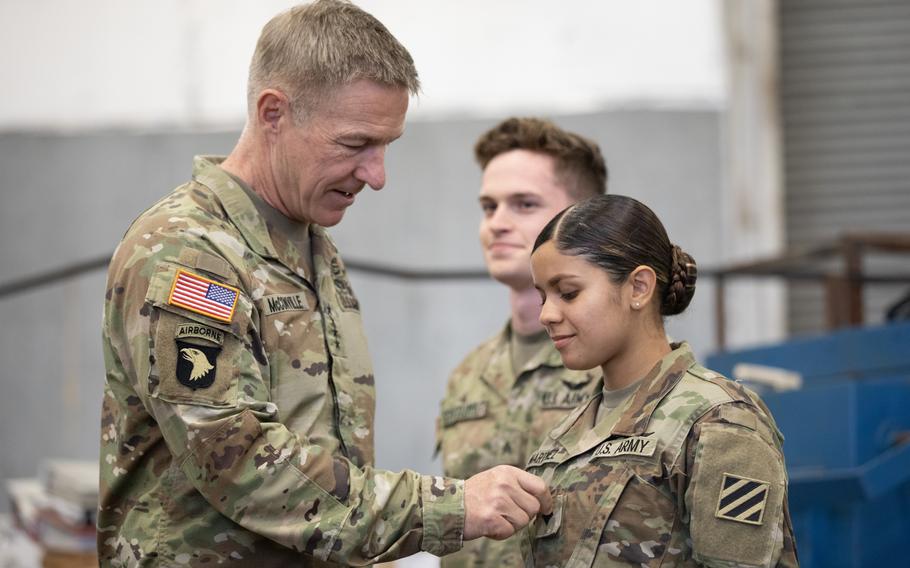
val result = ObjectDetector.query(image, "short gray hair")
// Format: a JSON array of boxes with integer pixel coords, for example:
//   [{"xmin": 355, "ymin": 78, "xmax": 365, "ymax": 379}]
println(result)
[{"xmin": 247, "ymin": 0, "xmax": 419, "ymax": 120}]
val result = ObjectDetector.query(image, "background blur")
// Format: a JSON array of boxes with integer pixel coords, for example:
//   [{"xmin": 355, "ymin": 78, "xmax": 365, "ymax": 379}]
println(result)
[{"xmin": 1, "ymin": 1, "xmax": 908, "ymax": 566}]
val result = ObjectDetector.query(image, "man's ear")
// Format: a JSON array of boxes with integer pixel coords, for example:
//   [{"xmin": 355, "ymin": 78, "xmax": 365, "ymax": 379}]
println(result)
[
  {"xmin": 256, "ymin": 89, "xmax": 291, "ymax": 134},
  {"xmin": 628, "ymin": 265, "xmax": 658, "ymax": 311}
]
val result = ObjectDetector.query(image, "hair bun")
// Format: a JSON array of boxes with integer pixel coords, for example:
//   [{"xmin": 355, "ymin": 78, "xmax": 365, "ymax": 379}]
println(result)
[{"xmin": 661, "ymin": 245, "xmax": 697, "ymax": 316}]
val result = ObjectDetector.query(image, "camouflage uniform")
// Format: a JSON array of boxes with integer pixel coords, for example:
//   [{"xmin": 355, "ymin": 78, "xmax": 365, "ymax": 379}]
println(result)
[
  {"xmin": 99, "ymin": 156, "xmax": 464, "ymax": 567},
  {"xmin": 436, "ymin": 325, "xmax": 600, "ymax": 567},
  {"xmin": 524, "ymin": 343, "xmax": 799, "ymax": 567}
]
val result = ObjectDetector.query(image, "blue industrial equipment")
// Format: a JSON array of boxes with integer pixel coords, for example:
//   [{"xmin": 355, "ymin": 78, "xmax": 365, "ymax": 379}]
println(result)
[{"xmin": 707, "ymin": 321, "xmax": 910, "ymax": 568}]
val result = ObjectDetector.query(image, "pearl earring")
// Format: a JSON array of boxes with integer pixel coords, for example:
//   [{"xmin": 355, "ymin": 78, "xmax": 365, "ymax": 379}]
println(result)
[{"xmin": 633, "ymin": 302, "xmax": 640, "ymax": 309}]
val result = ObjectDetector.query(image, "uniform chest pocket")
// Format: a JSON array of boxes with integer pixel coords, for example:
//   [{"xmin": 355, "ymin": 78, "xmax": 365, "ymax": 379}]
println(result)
[
  {"xmin": 529, "ymin": 468, "xmax": 632, "ymax": 568},
  {"xmin": 258, "ymin": 292, "xmax": 317, "ymax": 354},
  {"xmin": 256, "ymin": 293, "xmax": 333, "ymax": 429},
  {"xmin": 533, "ymin": 493, "xmax": 565, "ymax": 539},
  {"xmin": 533, "ymin": 466, "xmax": 677, "ymax": 568},
  {"xmin": 591, "ymin": 472, "xmax": 677, "ymax": 567}
]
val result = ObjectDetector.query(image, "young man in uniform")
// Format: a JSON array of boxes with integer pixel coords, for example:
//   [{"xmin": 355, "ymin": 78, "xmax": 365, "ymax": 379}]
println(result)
[
  {"xmin": 98, "ymin": 3, "xmax": 551, "ymax": 566},
  {"xmin": 436, "ymin": 117, "xmax": 607, "ymax": 567}
]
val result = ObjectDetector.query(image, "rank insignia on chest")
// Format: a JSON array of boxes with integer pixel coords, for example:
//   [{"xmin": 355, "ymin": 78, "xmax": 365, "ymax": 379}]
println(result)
[
  {"xmin": 168, "ymin": 269, "xmax": 239, "ymax": 323},
  {"xmin": 175, "ymin": 341, "xmax": 220, "ymax": 389},
  {"xmin": 715, "ymin": 473, "xmax": 770, "ymax": 525},
  {"xmin": 330, "ymin": 257, "xmax": 360, "ymax": 311}
]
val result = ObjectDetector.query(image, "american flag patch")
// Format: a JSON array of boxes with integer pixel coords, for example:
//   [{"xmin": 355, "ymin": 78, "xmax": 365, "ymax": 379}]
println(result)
[
  {"xmin": 715, "ymin": 473, "xmax": 770, "ymax": 525},
  {"xmin": 167, "ymin": 269, "xmax": 239, "ymax": 323}
]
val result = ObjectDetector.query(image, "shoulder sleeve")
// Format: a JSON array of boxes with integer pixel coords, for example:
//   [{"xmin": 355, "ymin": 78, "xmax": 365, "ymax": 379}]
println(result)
[
  {"xmin": 104, "ymin": 236, "xmax": 465, "ymax": 563},
  {"xmin": 683, "ymin": 402, "xmax": 798, "ymax": 567}
]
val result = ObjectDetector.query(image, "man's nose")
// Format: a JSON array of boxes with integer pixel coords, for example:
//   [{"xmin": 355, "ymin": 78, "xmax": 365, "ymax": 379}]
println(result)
[
  {"xmin": 486, "ymin": 202, "xmax": 513, "ymax": 233},
  {"xmin": 356, "ymin": 146, "xmax": 387, "ymax": 190}
]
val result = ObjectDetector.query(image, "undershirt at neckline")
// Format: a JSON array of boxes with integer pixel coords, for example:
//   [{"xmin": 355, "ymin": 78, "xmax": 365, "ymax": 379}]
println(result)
[{"xmin": 509, "ymin": 327, "xmax": 550, "ymax": 376}]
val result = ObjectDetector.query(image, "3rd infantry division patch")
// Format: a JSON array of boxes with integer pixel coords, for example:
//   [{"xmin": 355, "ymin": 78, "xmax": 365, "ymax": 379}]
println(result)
[{"xmin": 715, "ymin": 473, "xmax": 770, "ymax": 525}]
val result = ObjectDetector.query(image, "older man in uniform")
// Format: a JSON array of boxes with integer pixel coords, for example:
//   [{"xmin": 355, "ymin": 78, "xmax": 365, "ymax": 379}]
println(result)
[
  {"xmin": 436, "ymin": 117, "xmax": 607, "ymax": 567},
  {"xmin": 98, "ymin": 2, "xmax": 550, "ymax": 566}
]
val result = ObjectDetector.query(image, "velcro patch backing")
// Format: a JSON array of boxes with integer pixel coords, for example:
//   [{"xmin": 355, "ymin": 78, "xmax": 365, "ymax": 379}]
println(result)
[{"xmin": 689, "ymin": 423, "xmax": 785, "ymax": 566}]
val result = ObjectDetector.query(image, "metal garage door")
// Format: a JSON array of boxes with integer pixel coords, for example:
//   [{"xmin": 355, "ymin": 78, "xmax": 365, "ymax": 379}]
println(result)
[{"xmin": 780, "ymin": 0, "xmax": 910, "ymax": 334}]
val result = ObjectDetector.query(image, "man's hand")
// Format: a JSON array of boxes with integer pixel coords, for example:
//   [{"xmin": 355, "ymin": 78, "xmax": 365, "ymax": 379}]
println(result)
[{"xmin": 463, "ymin": 465, "xmax": 553, "ymax": 541}]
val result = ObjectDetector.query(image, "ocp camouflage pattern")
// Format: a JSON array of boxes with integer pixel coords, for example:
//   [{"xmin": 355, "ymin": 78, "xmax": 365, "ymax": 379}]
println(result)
[
  {"xmin": 523, "ymin": 343, "xmax": 798, "ymax": 567},
  {"xmin": 437, "ymin": 325, "xmax": 600, "ymax": 567},
  {"xmin": 99, "ymin": 156, "xmax": 465, "ymax": 566}
]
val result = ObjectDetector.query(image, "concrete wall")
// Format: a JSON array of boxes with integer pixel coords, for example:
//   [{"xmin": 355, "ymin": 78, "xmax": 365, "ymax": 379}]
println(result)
[{"xmin": 0, "ymin": 108, "xmax": 720, "ymax": 502}]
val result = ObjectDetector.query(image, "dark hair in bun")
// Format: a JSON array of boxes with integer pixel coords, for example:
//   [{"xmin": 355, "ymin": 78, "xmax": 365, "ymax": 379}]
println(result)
[{"xmin": 533, "ymin": 194, "xmax": 697, "ymax": 317}]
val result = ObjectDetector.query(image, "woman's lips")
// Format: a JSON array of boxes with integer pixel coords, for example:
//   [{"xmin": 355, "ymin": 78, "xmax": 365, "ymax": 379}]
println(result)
[{"xmin": 550, "ymin": 334, "xmax": 574, "ymax": 350}]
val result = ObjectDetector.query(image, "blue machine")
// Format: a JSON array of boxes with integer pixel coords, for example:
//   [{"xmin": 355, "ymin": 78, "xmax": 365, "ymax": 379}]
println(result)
[{"xmin": 707, "ymin": 321, "xmax": 910, "ymax": 568}]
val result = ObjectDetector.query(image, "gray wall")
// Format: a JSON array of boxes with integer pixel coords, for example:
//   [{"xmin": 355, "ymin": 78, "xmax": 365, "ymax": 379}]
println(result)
[{"xmin": 0, "ymin": 109, "xmax": 721, "ymax": 502}]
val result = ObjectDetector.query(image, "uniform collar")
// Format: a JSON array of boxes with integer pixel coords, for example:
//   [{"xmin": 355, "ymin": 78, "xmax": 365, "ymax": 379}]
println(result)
[
  {"xmin": 500, "ymin": 321, "xmax": 578, "ymax": 375},
  {"xmin": 474, "ymin": 323, "xmax": 521, "ymax": 396},
  {"xmin": 512, "ymin": 323, "xmax": 570, "ymax": 373},
  {"xmin": 311, "ymin": 227, "xmax": 346, "ymax": 302},
  {"xmin": 481, "ymin": 322, "xmax": 598, "ymax": 394},
  {"xmin": 611, "ymin": 342, "xmax": 696, "ymax": 436},
  {"xmin": 192, "ymin": 155, "xmax": 324, "ymax": 282},
  {"xmin": 548, "ymin": 342, "xmax": 697, "ymax": 458}
]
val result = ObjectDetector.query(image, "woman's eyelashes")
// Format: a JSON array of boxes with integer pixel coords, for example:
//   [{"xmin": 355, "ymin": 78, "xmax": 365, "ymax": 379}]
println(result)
[
  {"xmin": 559, "ymin": 289, "xmax": 579, "ymax": 301},
  {"xmin": 536, "ymin": 288, "xmax": 579, "ymax": 305}
]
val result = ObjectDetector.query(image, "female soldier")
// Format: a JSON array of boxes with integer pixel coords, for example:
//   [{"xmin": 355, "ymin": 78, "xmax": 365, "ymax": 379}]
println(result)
[{"xmin": 524, "ymin": 195, "xmax": 798, "ymax": 567}]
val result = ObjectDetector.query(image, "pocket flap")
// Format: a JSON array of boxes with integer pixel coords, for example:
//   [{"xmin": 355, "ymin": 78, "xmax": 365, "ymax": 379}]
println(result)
[{"xmin": 534, "ymin": 493, "xmax": 565, "ymax": 539}]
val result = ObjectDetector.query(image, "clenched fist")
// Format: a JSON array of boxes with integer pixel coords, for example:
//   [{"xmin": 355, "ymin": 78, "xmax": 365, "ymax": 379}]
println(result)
[{"xmin": 463, "ymin": 465, "xmax": 553, "ymax": 541}]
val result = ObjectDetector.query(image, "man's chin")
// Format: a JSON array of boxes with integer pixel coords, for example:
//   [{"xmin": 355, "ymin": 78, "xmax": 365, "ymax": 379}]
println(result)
[
  {"xmin": 487, "ymin": 266, "xmax": 533, "ymax": 290},
  {"xmin": 311, "ymin": 209, "xmax": 347, "ymax": 227}
]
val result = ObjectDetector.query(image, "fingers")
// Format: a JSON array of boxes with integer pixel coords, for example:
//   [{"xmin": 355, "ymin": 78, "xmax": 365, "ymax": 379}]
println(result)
[
  {"xmin": 484, "ymin": 514, "xmax": 520, "ymax": 541},
  {"xmin": 503, "ymin": 480, "xmax": 542, "ymax": 522},
  {"xmin": 515, "ymin": 469, "xmax": 553, "ymax": 516},
  {"xmin": 463, "ymin": 466, "xmax": 552, "ymax": 541}
]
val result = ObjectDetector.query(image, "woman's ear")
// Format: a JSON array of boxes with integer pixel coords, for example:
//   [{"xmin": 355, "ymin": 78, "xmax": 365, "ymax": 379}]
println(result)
[{"xmin": 628, "ymin": 265, "xmax": 657, "ymax": 311}]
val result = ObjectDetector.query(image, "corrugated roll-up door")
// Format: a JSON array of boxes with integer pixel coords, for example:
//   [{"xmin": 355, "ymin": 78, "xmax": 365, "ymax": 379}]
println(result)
[{"xmin": 780, "ymin": 0, "xmax": 910, "ymax": 335}]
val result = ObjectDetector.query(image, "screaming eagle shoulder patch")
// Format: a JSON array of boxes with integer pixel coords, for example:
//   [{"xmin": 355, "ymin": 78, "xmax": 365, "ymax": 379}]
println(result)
[
  {"xmin": 715, "ymin": 473, "xmax": 770, "ymax": 525},
  {"xmin": 175, "ymin": 340, "xmax": 221, "ymax": 390},
  {"xmin": 168, "ymin": 269, "xmax": 239, "ymax": 323}
]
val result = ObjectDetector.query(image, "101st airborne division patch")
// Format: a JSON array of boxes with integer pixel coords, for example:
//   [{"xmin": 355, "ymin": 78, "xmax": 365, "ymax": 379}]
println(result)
[
  {"xmin": 175, "ymin": 342, "xmax": 220, "ymax": 389},
  {"xmin": 715, "ymin": 473, "xmax": 770, "ymax": 525}
]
